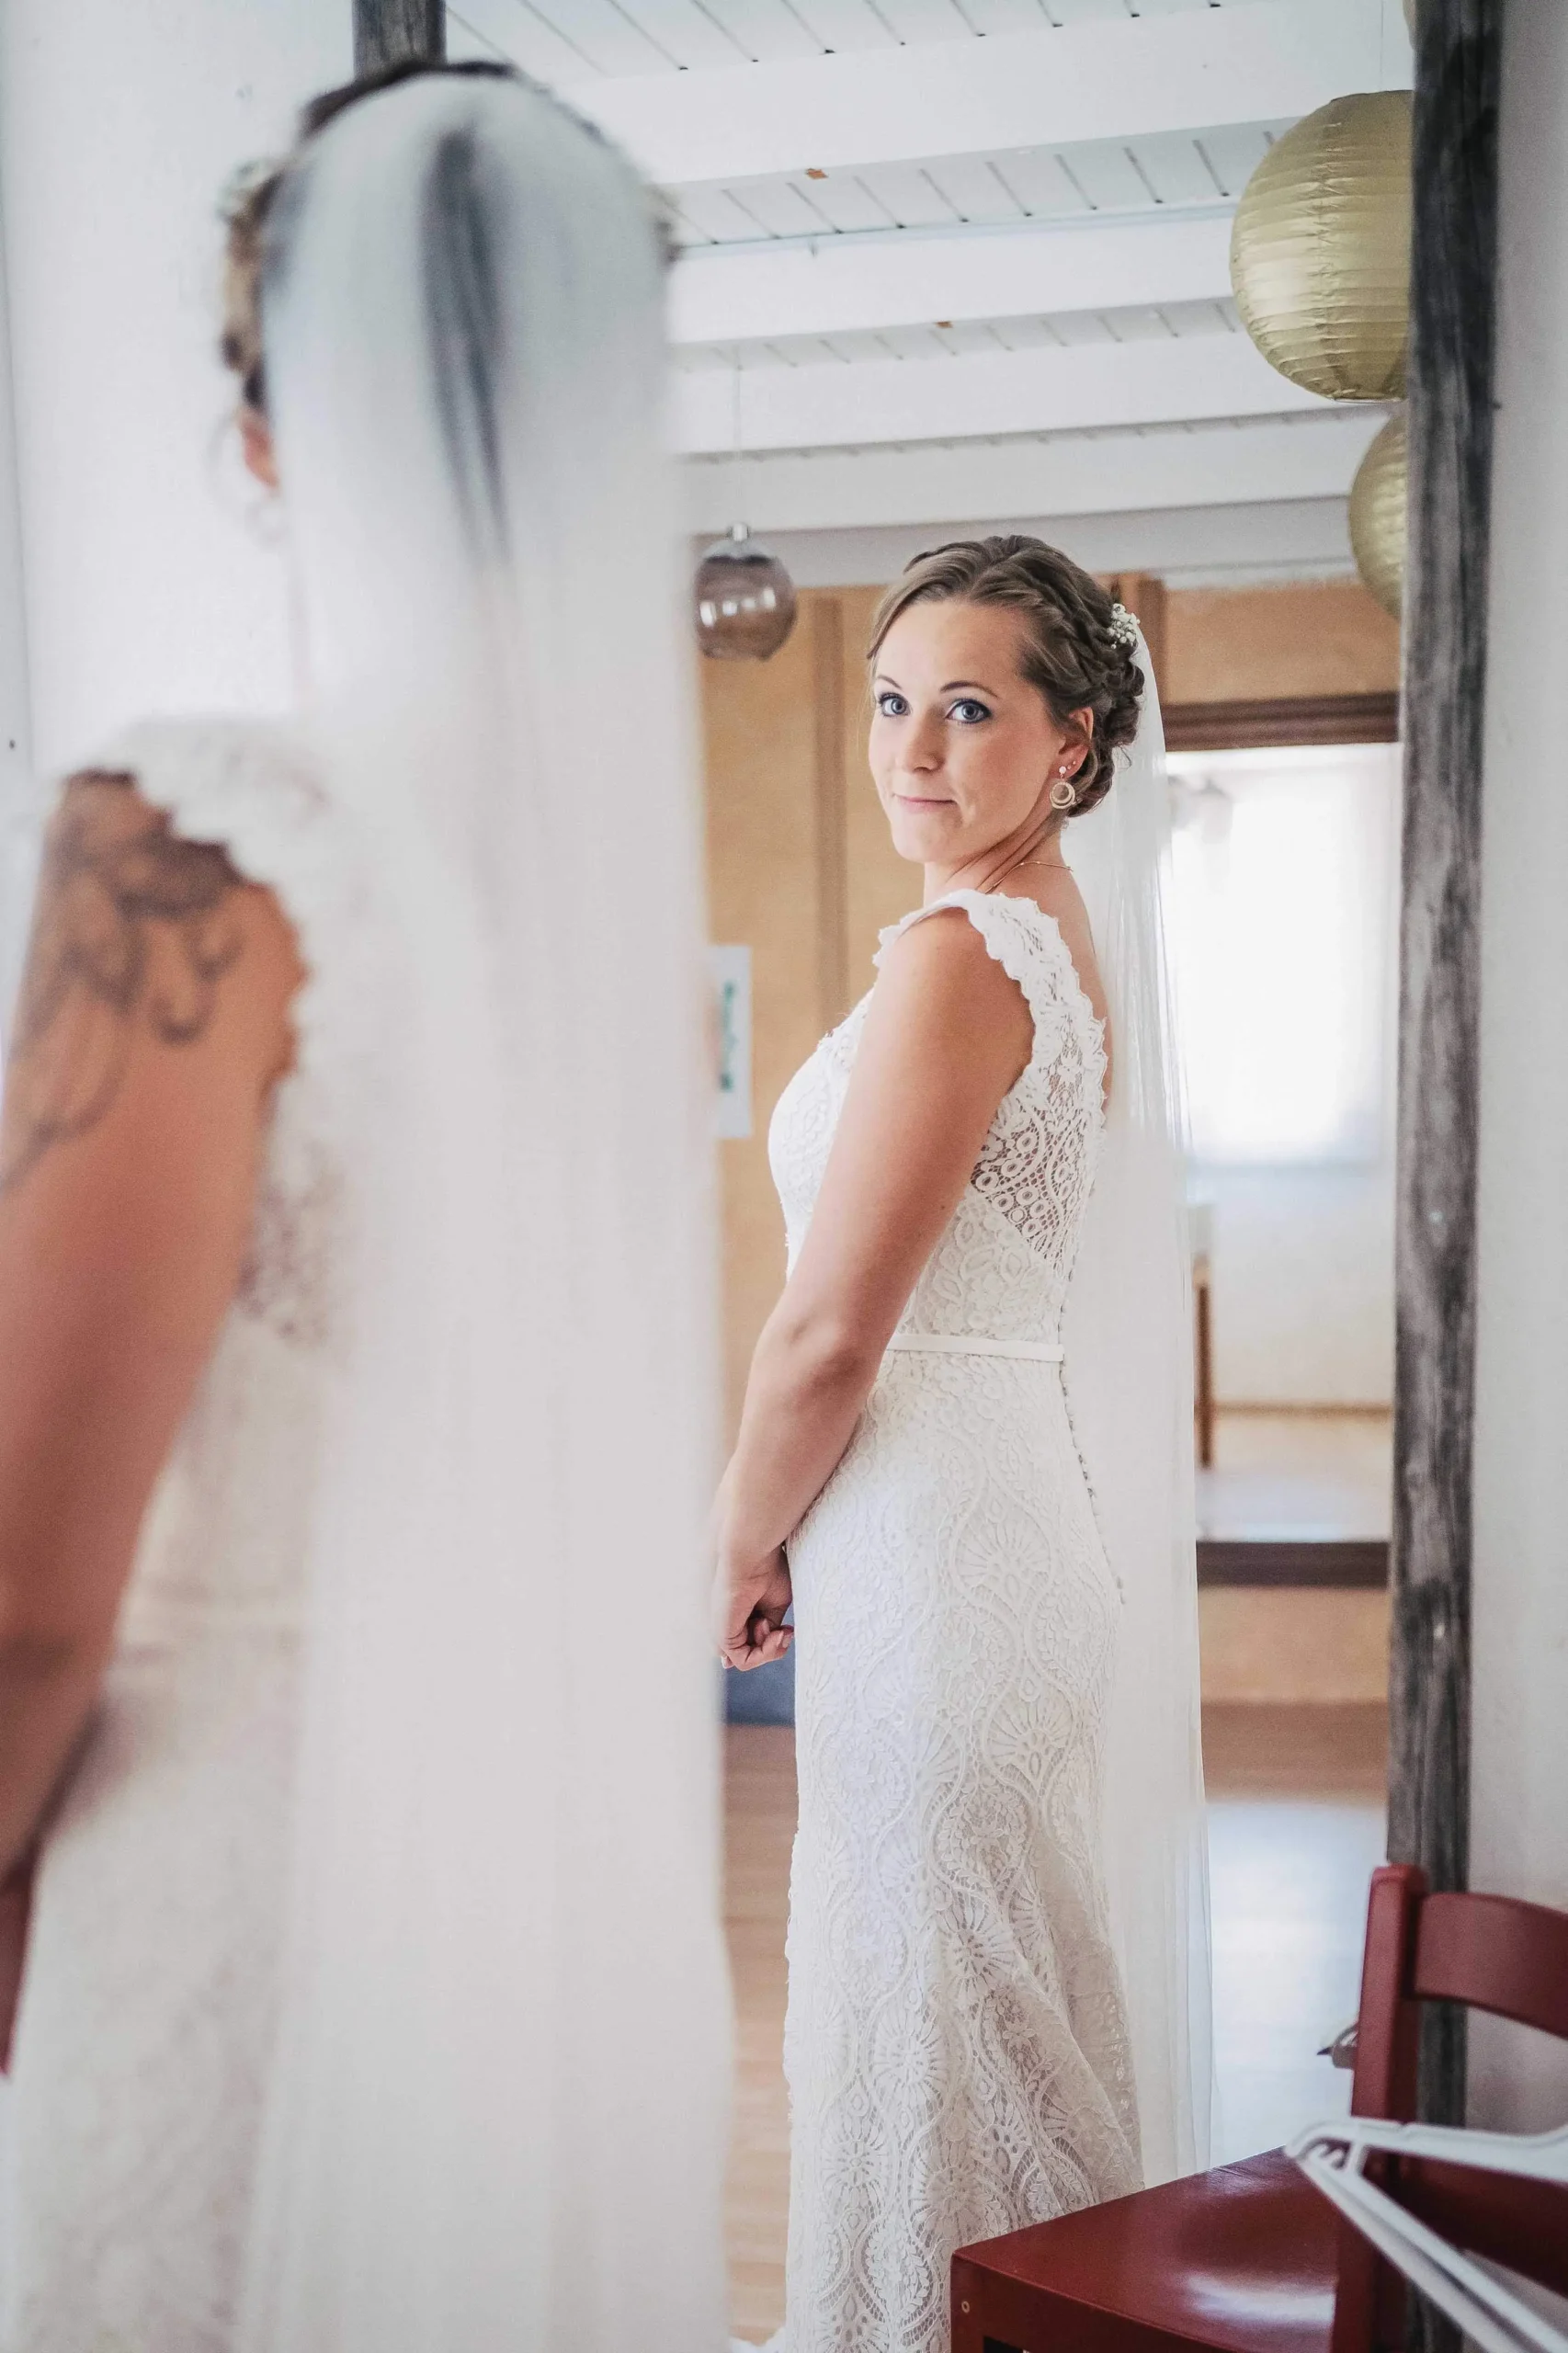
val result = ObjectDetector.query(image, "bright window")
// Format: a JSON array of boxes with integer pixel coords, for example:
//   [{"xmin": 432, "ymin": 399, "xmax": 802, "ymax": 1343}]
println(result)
[{"xmin": 1166, "ymin": 743, "xmax": 1400, "ymax": 1166}]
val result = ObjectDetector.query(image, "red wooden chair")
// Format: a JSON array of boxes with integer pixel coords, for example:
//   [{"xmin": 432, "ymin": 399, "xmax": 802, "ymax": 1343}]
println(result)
[{"xmin": 952, "ymin": 1863, "xmax": 1568, "ymax": 2353}]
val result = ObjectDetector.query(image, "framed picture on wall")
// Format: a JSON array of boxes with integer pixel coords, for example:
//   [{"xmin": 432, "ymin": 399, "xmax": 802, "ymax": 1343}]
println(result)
[{"xmin": 710, "ymin": 943, "xmax": 753, "ymax": 1141}]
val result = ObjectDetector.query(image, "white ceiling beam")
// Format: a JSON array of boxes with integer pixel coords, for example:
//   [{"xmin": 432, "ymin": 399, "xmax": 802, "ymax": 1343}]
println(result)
[
  {"xmin": 563, "ymin": 0, "xmax": 1409, "ymax": 191},
  {"xmin": 683, "ymin": 409, "xmax": 1389, "ymax": 537},
  {"xmin": 754, "ymin": 503, "xmax": 1359, "ymax": 594},
  {"xmin": 672, "ymin": 329, "xmax": 1331, "ymax": 455},
  {"xmin": 668, "ymin": 213, "xmax": 1234, "ymax": 347}
]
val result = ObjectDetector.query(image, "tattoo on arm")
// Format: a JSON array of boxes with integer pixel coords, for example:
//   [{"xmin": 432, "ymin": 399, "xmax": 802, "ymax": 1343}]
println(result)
[{"xmin": 0, "ymin": 774, "xmax": 247, "ymax": 1194}]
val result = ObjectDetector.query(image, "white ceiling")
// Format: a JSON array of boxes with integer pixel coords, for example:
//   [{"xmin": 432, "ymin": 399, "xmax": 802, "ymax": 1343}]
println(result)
[
  {"xmin": 446, "ymin": 0, "xmax": 1413, "ymax": 579},
  {"xmin": 657, "ymin": 123, "xmax": 1276, "ymax": 249},
  {"xmin": 673, "ymin": 296, "xmax": 1245, "ymax": 375}
]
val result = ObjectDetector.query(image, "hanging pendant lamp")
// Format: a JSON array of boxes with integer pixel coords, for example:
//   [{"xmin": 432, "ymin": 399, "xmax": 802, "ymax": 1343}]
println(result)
[
  {"xmin": 1230, "ymin": 90, "xmax": 1413, "ymax": 402},
  {"xmin": 694, "ymin": 522, "xmax": 798, "ymax": 662},
  {"xmin": 693, "ymin": 361, "xmax": 798, "ymax": 662},
  {"xmin": 1349, "ymin": 408, "xmax": 1407, "ymax": 620}
]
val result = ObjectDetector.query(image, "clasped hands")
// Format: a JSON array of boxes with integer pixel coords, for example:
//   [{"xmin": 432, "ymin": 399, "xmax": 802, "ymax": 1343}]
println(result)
[{"xmin": 713, "ymin": 1544, "xmax": 794, "ymax": 1673}]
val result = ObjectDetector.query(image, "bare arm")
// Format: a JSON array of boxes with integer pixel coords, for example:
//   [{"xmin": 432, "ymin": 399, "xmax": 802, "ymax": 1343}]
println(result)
[
  {"xmin": 0, "ymin": 775, "xmax": 301, "ymax": 1880},
  {"xmin": 712, "ymin": 909, "xmax": 1033, "ymax": 1666}
]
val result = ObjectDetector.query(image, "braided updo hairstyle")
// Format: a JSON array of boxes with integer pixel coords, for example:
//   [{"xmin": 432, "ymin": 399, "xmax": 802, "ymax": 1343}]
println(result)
[{"xmin": 867, "ymin": 535, "xmax": 1145, "ymax": 819}]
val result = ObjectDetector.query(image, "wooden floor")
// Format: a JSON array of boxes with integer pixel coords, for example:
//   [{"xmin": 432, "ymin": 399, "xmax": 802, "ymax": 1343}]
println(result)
[
  {"xmin": 1203, "ymin": 1702, "xmax": 1388, "ymax": 2163},
  {"xmin": 723, "ymin": 1702, "xmax": 1389, "ymax": 2344},
  {"xmin": 725, "ymin": 1724, "xmax": 797, "ymax": 2347}
]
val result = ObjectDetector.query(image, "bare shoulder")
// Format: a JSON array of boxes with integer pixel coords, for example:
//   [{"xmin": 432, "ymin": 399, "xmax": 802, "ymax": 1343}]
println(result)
[
  {"xmin": 0, "ymin": 771, "xmax": 305, "ymax": 1194},
  {"xmin": 869, "ymin": 904, "xmax": 1034, "ymax": 1076},
  {"xmin": 878, "ymin": 902, "xmax": 1021, "ymax": 1004}
]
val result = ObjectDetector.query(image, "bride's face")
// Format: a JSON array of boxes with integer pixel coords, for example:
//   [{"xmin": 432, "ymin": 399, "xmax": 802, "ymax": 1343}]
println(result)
[{"xmin": 869, "ymin": 599, "xmax": 1087, "ymax": 870}]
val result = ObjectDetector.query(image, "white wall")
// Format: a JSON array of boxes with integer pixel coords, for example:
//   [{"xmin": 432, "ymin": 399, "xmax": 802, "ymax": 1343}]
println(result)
[
  {"xmin": 0, "ymin": 0, "xmax": 351, "ymax": 783},
  {"xmin": 1470, "ymin": 0, "xmax": 1568, "ymax": 2133},
  {"xmin": 1201, "ymin": 1163, "xmax": 1394, "ymax": 1407}
]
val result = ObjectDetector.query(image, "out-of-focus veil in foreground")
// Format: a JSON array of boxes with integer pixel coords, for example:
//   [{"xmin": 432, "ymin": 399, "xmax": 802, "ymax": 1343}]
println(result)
[
  {"xmin": 231, "ymin": 74, "xmax": 728, "ymax": 2350},
  {"xmin": 1062, "ymin": 634, "xmax": 1212, "ymax": 2186}
]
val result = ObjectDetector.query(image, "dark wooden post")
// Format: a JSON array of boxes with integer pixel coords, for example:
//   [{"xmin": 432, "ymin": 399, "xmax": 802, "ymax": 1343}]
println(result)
[
  {"xmin": 354, "ymin": 0, "xmax": 446, "ymax": 74},
  {"xmin": 1389, "ymin": 0, "xmax": 1501, "ymax": 2244}
]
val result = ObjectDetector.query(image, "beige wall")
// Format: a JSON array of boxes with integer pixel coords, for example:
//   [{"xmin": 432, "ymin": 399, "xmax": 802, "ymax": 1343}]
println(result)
[
  {"xmin": 703, "ymin": 571, "xmax": 1401, "ymax": 1431},
  {"xmin": 1199, "ymin": 1589, "xmax": 1390, "ymax": 1703},
  {"xmin": 839, "ymin": 585, "xmax": 908, "ymax": 984},
  {"xmin": 1164, "ymin": 578, "xmax": 1400, "ymax": 703},
  {"xmin": 705, "ymin": 583, "xmax": 923, "ymax": 1434},
  {"xmin": 704, "ymin": 603, "xmax": 824, "ymax": 1435}
]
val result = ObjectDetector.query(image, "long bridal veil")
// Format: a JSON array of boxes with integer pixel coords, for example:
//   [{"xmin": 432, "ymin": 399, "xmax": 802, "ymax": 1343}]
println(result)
[
  {"xmin": 1063, "ymin": 632, "xmax": 1212, "ymax": 2185},
  {"xmin": 233, "ymin": 74, "xmax": 728, "ymax": 2350}
]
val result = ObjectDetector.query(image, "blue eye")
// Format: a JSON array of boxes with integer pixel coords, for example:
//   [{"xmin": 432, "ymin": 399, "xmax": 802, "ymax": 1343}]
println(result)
[
  {"xmin": 949, "ymin": 698, "xmax": 991, "ymax": 725},
  {"xmin": 876, "ymin": 690, "xmax": 909, "ymax": 718}
]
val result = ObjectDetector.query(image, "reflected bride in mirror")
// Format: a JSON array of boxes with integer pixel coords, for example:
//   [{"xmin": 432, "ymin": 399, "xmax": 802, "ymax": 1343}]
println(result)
[{"xmin": 712, "ymin": 536, "xmax": 1209, "ymax": 2353}]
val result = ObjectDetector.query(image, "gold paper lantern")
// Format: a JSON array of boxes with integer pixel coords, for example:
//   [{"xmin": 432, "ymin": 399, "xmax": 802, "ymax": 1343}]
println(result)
[
  {"xmin": 1349, "ymin": 408, "xmax": 1407, "ymax": 619},
  {"xmin": 1230, "ymin": 91, "xmax": 1412, "ymax": 401}
]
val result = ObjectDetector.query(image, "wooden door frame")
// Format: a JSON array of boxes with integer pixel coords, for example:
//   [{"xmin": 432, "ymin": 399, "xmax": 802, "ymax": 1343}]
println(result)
[
  {"xmin": 1392, "ymin": 0, "xmax": 1502, "ymax": 2169},
  {"xmin": 352, "ymin": 0, "xmax": 444, "ymax": 74},
  {"xmin": 1163, "ymin": 693, "xmax": 1400, "ymax": 752}
]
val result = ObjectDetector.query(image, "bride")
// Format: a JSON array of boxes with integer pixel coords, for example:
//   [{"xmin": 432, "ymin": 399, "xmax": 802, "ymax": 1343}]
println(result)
[
  {"xmin": 0, "ymin": 62, "xmax": 727, "ymax": 2353},
  {"xmin": 713, "ymin": 537, "xmax": 1210, "ymax": 2353}
]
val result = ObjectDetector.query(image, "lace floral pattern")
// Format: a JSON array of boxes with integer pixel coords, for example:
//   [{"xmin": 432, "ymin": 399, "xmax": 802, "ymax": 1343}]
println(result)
[
  {"xmin": 2, "ymin": 720, "xmax": 356, "ymax": 2352},
  {"xmin": 767, "ymin": 891, "xmax": 1140, "ymax": 2353},
  {"xmin": 235, "ymin": 1147, "xmax": 344, "ymax": 1354}
]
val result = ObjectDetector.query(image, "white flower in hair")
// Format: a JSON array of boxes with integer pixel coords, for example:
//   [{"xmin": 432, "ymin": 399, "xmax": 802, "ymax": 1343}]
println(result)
[{"xmin": 1108, "ymin": 602, "xmax": 1141, "ymax": 650}]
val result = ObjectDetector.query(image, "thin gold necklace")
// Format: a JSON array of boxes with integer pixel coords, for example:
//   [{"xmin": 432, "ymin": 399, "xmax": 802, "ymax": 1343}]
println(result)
[{"xmin": 963, "ymin": 851, "xmax": 1067, "ymax": 894}]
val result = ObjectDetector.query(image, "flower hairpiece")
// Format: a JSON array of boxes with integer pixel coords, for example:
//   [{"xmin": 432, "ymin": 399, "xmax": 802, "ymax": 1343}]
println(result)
[{"xmin": 1108, "ymin": 602, "xmax": 1141, "ymax": 651}]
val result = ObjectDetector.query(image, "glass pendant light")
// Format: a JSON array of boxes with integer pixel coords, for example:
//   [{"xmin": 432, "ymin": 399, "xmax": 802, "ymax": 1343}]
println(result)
[
  {"xmin": 693, "ymin": 360, "xmax": 798, "ymax": 661},
  {"xmin": 694, "ymin": 521, "xmax": 798, "ymax": 662}
]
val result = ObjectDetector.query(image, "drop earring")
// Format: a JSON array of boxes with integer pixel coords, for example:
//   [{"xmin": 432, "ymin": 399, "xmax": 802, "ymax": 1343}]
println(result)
[{"xmin": 1049, "ymin": 765, "xmax": 1077, "ymax": 812}]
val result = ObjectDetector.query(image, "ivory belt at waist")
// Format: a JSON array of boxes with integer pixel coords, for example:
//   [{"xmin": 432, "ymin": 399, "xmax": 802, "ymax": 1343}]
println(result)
[{"xmin": 882, "ymin": 1331, "xmax": 1063, "ymax": 1364}]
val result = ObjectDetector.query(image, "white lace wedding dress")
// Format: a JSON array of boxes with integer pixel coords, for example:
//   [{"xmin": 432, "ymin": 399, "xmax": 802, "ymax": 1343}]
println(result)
[
  {"xmin": 0, "ymin": 720, "xmax": 356, "ymax": 2353},
  {"xmin": 767, "ymin": 889, "xmax": 1142, "ymax": 2353}
]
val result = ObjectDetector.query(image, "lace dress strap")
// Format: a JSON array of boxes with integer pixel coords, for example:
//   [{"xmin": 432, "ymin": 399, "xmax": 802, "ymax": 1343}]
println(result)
[
  {"xmin": 875, "ymin": 888, "xmax": 1102, "ymax": 1085},
  {"xmin": 87, "ymin": 716, "xmax": 365, "ymax": 1087}
]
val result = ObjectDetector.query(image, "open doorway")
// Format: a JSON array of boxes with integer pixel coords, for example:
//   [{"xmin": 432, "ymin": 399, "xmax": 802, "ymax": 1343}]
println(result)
[
  {"xmin": 1172, "ymin": 737, "xmax": 1397, "ymax": 1677},
  {"xmin": 1166, "ymin": 733, "xmax": 1400, "ymax": 2163}
]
